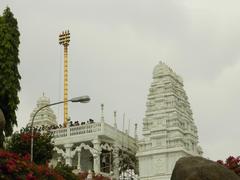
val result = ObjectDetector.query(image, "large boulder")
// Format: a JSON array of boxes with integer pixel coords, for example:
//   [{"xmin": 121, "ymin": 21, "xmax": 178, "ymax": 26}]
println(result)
[{"xmin": 171, "ymin": 156, "xmax": 240, "ymax": 180}]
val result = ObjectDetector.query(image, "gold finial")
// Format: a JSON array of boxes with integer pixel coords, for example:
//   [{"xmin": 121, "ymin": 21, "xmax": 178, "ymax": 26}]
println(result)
[{"xmin": 101, "ymin": 104, "xmax": 104, "ymax": 122}]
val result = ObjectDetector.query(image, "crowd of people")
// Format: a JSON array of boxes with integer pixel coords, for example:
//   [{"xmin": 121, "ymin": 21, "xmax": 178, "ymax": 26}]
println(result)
[{"xmin": 29, "ymin": 119, "xmax": 96, "ymax": 132}]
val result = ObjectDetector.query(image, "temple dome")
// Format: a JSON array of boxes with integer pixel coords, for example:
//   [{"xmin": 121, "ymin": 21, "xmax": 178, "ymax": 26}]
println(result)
[
  {"xmin": 28, "ymin": 94, "xmax": 57, "ymax": 127},
  {"xmin": 37, "ymin": 94, "xmax": 50, "ymax": 107},
  {"xmin": 153, "ymin": 61, "xmax": 183, "ymax": 84},
  {"xmin": 153, "ymin": 61, "xmax": 173, "ymax": 78}
]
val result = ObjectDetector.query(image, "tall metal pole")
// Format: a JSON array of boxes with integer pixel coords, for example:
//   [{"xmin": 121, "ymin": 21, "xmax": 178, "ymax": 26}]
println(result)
[
  {"xmin": 59, "ymin": 30, "xmax": 70, "ymax": 127},
  {"xmin": 63, "ymin": 44, "xmax": 68, "ymax": 126}
]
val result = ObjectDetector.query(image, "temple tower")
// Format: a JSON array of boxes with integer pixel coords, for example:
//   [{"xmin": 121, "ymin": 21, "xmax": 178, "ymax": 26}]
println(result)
[
  {"xmin": 136, "ymin": 62, "xmax": 202, "ymax": 180},
  {"xmin": 28, "ymin": 94, "xmax": 57, "ymax": 127}
]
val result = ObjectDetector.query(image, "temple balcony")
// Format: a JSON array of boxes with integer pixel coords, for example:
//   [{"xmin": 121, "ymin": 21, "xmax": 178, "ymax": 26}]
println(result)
[
  {"xmin": 51, "ymin": 122, "xmax": 138, "ymax": 153},
  {"xmin": 49, "ymin": 121, "xmax": 138, "ymax": 178}
]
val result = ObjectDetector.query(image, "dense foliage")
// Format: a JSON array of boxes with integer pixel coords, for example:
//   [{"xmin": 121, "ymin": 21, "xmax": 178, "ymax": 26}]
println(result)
[
  {"xmin": 78, "ymin": 171, "xmax": 110, "ymax": 180},
  {"xmin": 0, "ymin": 150, "xmax": 111, "ymax": 180},
  {"xmin": 54, "ymin": 163, "xmax": 78, "ymax": 180},
  {"xmin": 0, "ymin": 150, "xmax": 64, "ymax": 180},
  {"xmin": 0, "ymin": 7, "xmax": 21, "ymax": 147},
  {"xmin": 7, "ymin": 127, "xmax": 54, "ymax": 164},
  {"xmin": 217, "ymin": 156, "xmax": 240, "ymax": 176}
]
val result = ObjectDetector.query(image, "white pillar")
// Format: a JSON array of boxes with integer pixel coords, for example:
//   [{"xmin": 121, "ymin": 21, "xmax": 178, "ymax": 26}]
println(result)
[
  {"xmin": 64, "ymin": 143, "xmax": 73, "ymax": 166},
  {"xmin": 113, "ymin": 144, "xmax": 120, "ymax": 179},
  {"xmin": 67, "ymin": 118, "xmax": 71, "ymax": 136},
  {"xmin": 77, "ymin": 150, "xmax": 81, "ymax": 170},
  {"xmin": 57, "ymin": 156, "xmax": 62, "ymax": 163},
  {"xmin": 92, "ymin": 138, "xmax": 101, "ymax": 173}
]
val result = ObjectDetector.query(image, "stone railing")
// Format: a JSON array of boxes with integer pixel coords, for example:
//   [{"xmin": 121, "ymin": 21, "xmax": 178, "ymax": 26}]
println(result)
[
  {"xmin": 70, "ymin": 122, "xmax": 102, "ymax": 136},
  {"xmin": 51, "ymin": 122, "xmax": 102, "ymax": 138},
  {"xmin": 51, "ymin": 128, "xmax": 67, "ymax": 138},
  {"xmin": 51, "ymin": 122, "xmax": 137, "ymax": 151}
]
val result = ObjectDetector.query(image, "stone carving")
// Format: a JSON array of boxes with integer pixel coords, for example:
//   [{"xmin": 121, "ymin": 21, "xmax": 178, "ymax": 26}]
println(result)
[
  {"xmin": 100, "ymin": 143, "xmax": 113, "ymax": 151},
  {"xmin": 71, "ymin": 143, "xmax": 99, "ymax": 157},
  {"xmin": 137, "ymin": 62, "xmax": 202, "ymax": 180},
  {"xmin": 154, "ymin": 155, "xmax": 165, "ymax": 174},
  {"xmin": 113, "ymin": 145, "xmax": 120, "ymax": 177},
  {"xmin": 54, "ymin": 147, "xmax": 66, "ymax": 158}
]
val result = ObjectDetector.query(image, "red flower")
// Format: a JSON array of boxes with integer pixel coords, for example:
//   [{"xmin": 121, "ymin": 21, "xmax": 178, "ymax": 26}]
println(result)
[
  {"xmin": 26, "ymin": 172, "xmax": 37, "ymax": 180},
  {"xmin": 6, "ymin": 159, "xmax": 17, "ymax": 173},
  {"xmin": 217, "ymin": 155, "xmax": 240, "ymax": 176},
  {"xmin": 23, "ymin": 153, "xmax": 31, "ymax": 161}
]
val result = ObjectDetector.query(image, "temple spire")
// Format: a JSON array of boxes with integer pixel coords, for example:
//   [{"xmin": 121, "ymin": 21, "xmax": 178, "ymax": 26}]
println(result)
[
  {"xmin": 134, "ymin": 123, "xmax": 138, "ymax": 140},
  {"xmin": 122, "ymin": 113, "xmax": 125, "ymax": 133},
  {"xmin": 114, "ymin": 111, "xmax": 117, "ymax": 128},
  {"xmin": 137, "ymin": 61, "xmax": 202, "ymax": 179},
  {"xmin": 127, "ymin": 119, "xmax": 130, "ymax": 135},
  {"xmin": 101, "ymin": 104, "xmax": 104, "ymax": 123}
]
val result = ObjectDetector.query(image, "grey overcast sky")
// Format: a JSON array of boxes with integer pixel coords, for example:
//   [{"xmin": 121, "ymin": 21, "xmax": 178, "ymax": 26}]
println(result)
[{"xmin": 1, "ymin": 0, "xmax": 240, "ymax": 161}]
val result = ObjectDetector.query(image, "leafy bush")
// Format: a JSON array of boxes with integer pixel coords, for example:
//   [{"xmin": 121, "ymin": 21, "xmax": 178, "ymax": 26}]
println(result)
[
  {"xmin": 0, "ymin": 150, "xmax": 64, "ymax": 180},
  {"xmin": 6, "ymin": 127, "xmax": 54, "ymax": 164},
  {"xmin": 217, "ymin": 156, "xmax": 240, "ymax": 176},
  {"xmin": 78, "ymin": 171, "xmax": 110, "ymax": 180},
  {"xmin": 54, "ymin": 163, "xmax": 78, "ymax": 180}
]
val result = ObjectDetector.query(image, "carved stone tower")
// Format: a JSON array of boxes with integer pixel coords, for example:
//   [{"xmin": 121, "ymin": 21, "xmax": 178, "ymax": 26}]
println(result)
[
  {"xmin": 28, "ymin": 94, "xmax": 57, "ymax": 127},
  {"xmin": 136, "ymin": 62, "xmax": 202, "ymax": 180}
]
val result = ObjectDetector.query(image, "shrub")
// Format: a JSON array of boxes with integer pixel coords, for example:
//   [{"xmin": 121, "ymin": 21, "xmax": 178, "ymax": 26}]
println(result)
[
  {"xmin": 0, "ymin": 150, "xmax": 64, "ymax": 179},
  {"xmin": 6, "ymin": 127, "xmax": 54, "ymax": 164},
  {"xmin": 54, "ymin": 163, "xmax": 78, "ymax": 180},
  {"xmin": 78, "ymin": 171, "xmax": 111, "ymax": 180},
  {"xmin": 217, "ymin": 156, "xmax": 240, "ymax": 176}
]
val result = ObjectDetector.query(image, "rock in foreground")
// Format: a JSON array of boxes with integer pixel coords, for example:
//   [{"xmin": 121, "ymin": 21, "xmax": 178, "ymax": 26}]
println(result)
[{"xmin": 171, "ymin": 156, "xmax": 240, "ymax": 180}]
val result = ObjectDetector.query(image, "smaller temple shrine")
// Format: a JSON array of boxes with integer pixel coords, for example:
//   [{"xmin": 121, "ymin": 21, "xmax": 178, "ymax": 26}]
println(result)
[
  {"xmin": 29, "ymin": 94, "xmax": 57, "ymax": 127},
  {"xmin": 28, "ymin": 96, "xmax": 138, "ymax": 179}
]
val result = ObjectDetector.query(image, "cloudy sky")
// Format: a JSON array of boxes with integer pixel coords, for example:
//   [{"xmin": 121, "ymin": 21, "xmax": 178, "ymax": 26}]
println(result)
[{"xmin": 1, "ymin": 0, "xmax": 240, "ymax": 161}]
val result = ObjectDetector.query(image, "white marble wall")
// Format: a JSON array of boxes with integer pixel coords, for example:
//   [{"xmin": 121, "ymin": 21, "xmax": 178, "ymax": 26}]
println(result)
[{"xmin": 137, "ymin": 62, "xmax": 202, "ymax": 180}]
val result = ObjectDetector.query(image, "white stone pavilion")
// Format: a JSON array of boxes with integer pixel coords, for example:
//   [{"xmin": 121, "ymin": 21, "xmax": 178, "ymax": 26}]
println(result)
[
  {"xmin": 28, "ymin": 98, "xmax": 138, "ymax": 179},
  {"xmin": 136, "ymin": 62, "xmax": 202, "ymax": 180}
]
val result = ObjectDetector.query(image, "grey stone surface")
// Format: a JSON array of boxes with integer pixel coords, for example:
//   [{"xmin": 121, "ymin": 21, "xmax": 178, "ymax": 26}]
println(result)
[{"xmin": 171, "ymin": 156, "xmax": 240, "ymax": 180}]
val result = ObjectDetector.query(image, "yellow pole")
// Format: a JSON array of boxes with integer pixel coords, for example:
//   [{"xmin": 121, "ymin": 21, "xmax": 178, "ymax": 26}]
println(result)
[
  {"xmin": 59, "ymin": 30, "xmax": 70, "ymax": 127},
  {"xmin": 63, "ymin": 45, "xmax": 68, "ymax": 126}
]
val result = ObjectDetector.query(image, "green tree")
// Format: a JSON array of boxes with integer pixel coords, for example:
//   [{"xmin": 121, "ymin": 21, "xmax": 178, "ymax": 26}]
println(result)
[
  {"xmin": 0, "ymin": 7, "xmax": 21, "ymax": 147},
  {"xmin": 54, "ymin": 163, "xmax": 78, "ymax": 180},
  {"xmin": 6, "ymin": 127, "xmax": 54, "ymax": 164}
]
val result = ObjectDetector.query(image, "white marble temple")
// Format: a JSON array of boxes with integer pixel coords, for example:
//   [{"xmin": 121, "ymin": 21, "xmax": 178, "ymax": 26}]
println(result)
[
  {"xmin": 136, "ymin": 62, "xmax": 203, "ymax": 180},
  {"xmin": 28, "ymin": 62, "xmax": 203, "ymax": 180}
]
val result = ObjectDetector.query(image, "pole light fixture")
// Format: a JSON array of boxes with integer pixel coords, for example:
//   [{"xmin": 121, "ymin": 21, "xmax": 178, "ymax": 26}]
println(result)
[
  {"xmin": 30, "ymin": 95, "xmax": 90, "ymax": 162},
  {"xmin": 70, "ymin": 96, "xmax": 90, "ymax": 103}
]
